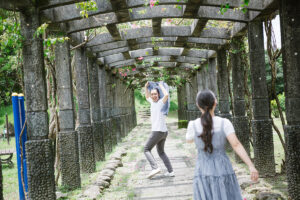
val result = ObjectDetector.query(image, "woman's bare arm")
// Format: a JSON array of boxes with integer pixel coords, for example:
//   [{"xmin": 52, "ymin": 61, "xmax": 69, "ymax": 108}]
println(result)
[
  {"xmin": 227, "ymin": 133, "xmax": 259, "ymax": 181},
  {"xmin": 159, "ymin": 83, "xmax": 169, "ymax": 104},
  {"xmin": 145, "ymin": 82, "xmax": 150, "ymax": 99}
]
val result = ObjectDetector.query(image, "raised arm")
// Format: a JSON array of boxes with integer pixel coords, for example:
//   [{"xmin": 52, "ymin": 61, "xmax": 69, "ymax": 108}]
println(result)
[
  {"xmin": 227, "ymin": 133, "xmax": 259, "ymax": 182},
  {"xmin": 145, "ymin": 81, "xmax": 150, "ymax": 99},
  {"xmin": 159, "ymin": 83, "xmax": 169, "ymax": 104}
]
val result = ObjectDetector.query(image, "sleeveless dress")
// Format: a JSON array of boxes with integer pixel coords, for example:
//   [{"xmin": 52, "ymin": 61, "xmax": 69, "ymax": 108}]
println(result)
[{"xmin": 191, "ymin": 118, "xmax": 243, "ymax": 200}]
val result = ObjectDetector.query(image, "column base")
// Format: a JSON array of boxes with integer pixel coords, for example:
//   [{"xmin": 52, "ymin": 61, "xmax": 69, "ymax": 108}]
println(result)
[
  {"xmin": 284, "ymin": 125, "xmax": 300, "ymax": 199},
  {"xmin": 91, "ymin": 122, "xmax": 105, "ymax": 161},
  {"xmin": 252, "ymin": 119, "xmax": 275, "ymax": 176},
  {"xmin": 58, "ymin": 131, "xmax": 81, "ymax": 190},
  {"xmin": 102, "ymin": 120, "xmax": 112, "ymax": 153},
  {"xmin": 25, "ymin": 139, "xmax": 56, "ymax": 200},
  {"xmin": 76, "ymin": 125, "xmax": 96, "ymax": 173},
  {"xmin": 233, "ymin": 116, "xmax": 250, "ymax": 163}
]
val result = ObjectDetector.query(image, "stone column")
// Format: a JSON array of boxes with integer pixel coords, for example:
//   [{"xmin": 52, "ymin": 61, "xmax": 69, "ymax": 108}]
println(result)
[
  {"xmin": 20, "ymin": 8, "xmax": 56, "ymax": 200},
  {"xmin": 248, "ymin": 20, "xmax": 275, "ymax": 176},
  {"xmin": 105, "ymin": 71, "xmax": 117, "ymax": 147},
  {"xmin": 208, "ymin": 57, "xmax": 220, "ymax": 115},
  {"xmin": 87, "ymin": 57, "xmax": 105, "ymax": 161},
  {"xmin": 74, "ymin": 48, "xmax": 95, "ymax": 173},
  {"xmin": 217, "ymin": 48, "xmax": 232, "ymax": 120},
  {"xmin": 55, "ymin": 41, "xmax": 81, "ymax": 189},
  {"xmin": 208, "ymin": 58, "xmax": 218, "ymax": 96},
  {"xmin": 98, "ymin": 66, "xmax": 112, "ymax": 152},
  {"xmin": 230, "ymin": 37, "xmax": 250, "ymax": 161},
  {"xmin": 114, "ymin": 78, "xmax": 122, "ymax": 143},
  {"xmin": 197, "ymin": 69, "xmax": 205, "ymax": 92},
  {"xmin": 177, "ymin": 87, "xmax": 184, "ymax": 121},
  {"xmin": 109, "ymin": 74, "xmax": 118, "ymax": 146},
  {"xmin": 132, "ymin": 88, "xmax": 137, "ymax": 127},
  {"xmin": 203, "ymin": 63, "xmax": 210, "ymax": 89},
  {"xmin": 279, "ymin": 1, "xmax": 300, "ymax": 198}
]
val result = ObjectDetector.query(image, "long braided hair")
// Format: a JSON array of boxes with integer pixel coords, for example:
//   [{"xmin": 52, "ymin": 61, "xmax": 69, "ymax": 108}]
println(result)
[{"xmin": 196, "ymin": 90, "xmax": 216, "ymax": 153}]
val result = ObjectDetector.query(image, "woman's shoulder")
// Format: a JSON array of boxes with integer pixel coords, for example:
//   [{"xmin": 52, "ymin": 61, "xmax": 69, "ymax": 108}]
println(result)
[
  {"xmin": 213, "ymin": 116, "xmax": 231, "ymax": 124},
  {"xmin": 188, "ymin": 118, "xmax": 201, "ymax": 130}
]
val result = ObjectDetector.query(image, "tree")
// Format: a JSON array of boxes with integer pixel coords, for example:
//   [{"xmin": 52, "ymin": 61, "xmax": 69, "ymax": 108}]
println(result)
[{"xmin": 0, "ymin": 9, "xmax": 23, "ymax": 105}]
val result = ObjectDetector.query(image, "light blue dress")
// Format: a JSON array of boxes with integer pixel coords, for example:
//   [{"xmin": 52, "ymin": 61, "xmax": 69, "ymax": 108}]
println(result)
[{"xmin": 190, "ymin": 118, "xmax": 243, "ymax": 200}]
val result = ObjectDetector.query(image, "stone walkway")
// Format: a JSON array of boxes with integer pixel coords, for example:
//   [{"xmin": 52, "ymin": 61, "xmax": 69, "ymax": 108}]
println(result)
[{"xmin": 71, "ymin": 113, "xmax": 287, "ymax": 200}]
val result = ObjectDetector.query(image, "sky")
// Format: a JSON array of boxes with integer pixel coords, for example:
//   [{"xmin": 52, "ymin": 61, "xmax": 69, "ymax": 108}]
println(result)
[{"xmin": 263, "ymin": 15, "xmax": 282, "ymax": 49}]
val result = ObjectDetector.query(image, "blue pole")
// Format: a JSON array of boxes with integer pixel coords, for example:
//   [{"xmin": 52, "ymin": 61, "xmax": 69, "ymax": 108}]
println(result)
[
  {"xmin": 12, "ymin": 93, "xmax": 25, "ymax": 200},
  {"xmin": 18, "ymin": 94, "xmax": 28, "ymax": 193}
]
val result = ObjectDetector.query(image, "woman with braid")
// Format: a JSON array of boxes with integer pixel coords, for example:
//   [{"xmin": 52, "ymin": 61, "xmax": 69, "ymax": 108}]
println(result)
[{"xmin": 186, "ymin": 90, "xmax": 258, "ymax": 200}]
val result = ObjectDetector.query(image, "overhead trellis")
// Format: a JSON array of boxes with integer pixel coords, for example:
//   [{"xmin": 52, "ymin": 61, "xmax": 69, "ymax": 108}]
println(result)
[
  {"xmin": 4, "ymin": 1, "xmax": 300, "ymax": 200},
  {"xmin": 6, "ymin": 0, "xmax": 271, "ymax": 87}
]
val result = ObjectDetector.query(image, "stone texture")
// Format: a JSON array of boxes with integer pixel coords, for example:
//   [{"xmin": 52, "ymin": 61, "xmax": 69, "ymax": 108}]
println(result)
[
  {"xmin": 20, "ymin": 8, "xmax": 47, "ymax": 113},
  {"xmin": 56, "ymin": 192, "xmax": 67, "ymax": 199},
  {"xmin": 280, "ymin": 1, "xmax": 300, "ymax": 198},
  {"xmin": 74, "ymin": 48, "xmax": 91, "ymax": 123},
  {"xmin": 110, "ymin": 117, "xmax": 118, "ymax": 146},
  {"xmin": 55, "ymin": 41, "xmax": 81, "ymax": 190},
  {"xmin": 217, "ymin": 48, "xmax": 231, "ymax": 119},
  {"xmin": 25, "ymin": 139, "xmax": 56, "ymax": 200},
  {"xmin": 94, "ymin": 179, "xmax": 110, "ymax": 188},
  {"xmin": 58, "ymin": 131, "xmax": 81, "ymax": 189},
  {"xmin": 55, "ymin": 41, "xmax": 74, "ymax": 113},
  {"xmin": 255, "ymin": 192, "xmax": 285, "ymax": 200},
  {"xmin": 26, "ymin": 111, "xmax": 49, "ymax": 139},
  {"xmin": 83, "ymin": 185, "xmax": 102, "ymax": 199},
  {"xmin": 233, "ymin": 116, "xmax": 250, "ymax": 162},
  {"xmin": 76, "ymin": 125, "xmax": 96, "ymax": 173},
  {"xmin": 252, "ymin": 119, "xmax": 275, "ymax": 176},
  {"xmin": 58, "ymin": 110, "xmax": 75, "ymax": 131},
  {"xmin": 100, "ymin": 169, "xmax": 115, "ymax": 178},
  {"xmin": 230, "ymin": 36, "xmax": 250, "ymax": 160},
  {"xmin": 284, "ymin": 125, "xmax": 300, "ymax": 199},
  {"xmin": 88, "ymin": 56, "xmax": 101, "ymax": 123},
  {"xmin": 96, "ymin": 175, "xmax": 111, "ymax": 183},
  {"xmin": 102, "ymin": 119, "xmax": 112, "ymax": 153},
  {"xmin": 92, "ymin": 122, "xmax": 105, "ymax": 161},
  {"xmin": 248, "ymin": 20, "xmax": 275, "ymax": 176}
]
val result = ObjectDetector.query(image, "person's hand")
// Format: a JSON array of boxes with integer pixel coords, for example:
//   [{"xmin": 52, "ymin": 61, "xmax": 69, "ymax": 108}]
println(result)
[
  {"xmin": 249, "ymin": 166, "xmax": 259, "ymax": 182},
  {"xmin": 145, "ymin": 81, "xmax": 149, "ymax": 88}
]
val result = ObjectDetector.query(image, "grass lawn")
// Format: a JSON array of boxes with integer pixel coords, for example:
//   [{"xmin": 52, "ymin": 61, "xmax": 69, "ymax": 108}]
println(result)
[
  {"xmin": 0, "ymin": 105, "xmax": 14, "ymax": 136},
  {"xmin": 1, "ymin": 139, "xmax": 19, "ymax": 200}
]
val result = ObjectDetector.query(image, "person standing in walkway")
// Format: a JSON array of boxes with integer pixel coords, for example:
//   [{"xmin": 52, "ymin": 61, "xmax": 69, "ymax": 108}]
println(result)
[
  {"xmin": 144, "ymin": 81, "xmax": 174, "ymax": 179},
  {"xmin": 186, "ymin": 89, "xmax": 258, "ymax": 200}
]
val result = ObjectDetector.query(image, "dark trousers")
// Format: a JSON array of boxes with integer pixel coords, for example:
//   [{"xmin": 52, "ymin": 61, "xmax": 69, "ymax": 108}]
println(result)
[{"xmin": 144, "ymin": 131, "xmax": 173, "ymax": 173}]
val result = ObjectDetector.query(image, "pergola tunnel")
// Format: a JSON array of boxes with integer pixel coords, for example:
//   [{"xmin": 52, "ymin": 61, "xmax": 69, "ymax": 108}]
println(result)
[{"xmin": 0, "ymin": 0, "xmax": 299, "ymax": 200}]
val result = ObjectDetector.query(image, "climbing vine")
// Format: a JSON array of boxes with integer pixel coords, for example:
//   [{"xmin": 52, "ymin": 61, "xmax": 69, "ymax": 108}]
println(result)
[{"xmin": 264, "ymin": 14, "xmax": 286, "ymax": 171}]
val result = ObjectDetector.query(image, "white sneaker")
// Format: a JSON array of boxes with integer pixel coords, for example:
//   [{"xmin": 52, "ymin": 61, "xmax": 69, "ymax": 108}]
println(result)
[
  {"xmin": 147, "ymin": 168, "xmax": 161, "ymax": 179},
  {"xmin": 164, "ymin": 171, "xmax": 175, "ymax": 177}
]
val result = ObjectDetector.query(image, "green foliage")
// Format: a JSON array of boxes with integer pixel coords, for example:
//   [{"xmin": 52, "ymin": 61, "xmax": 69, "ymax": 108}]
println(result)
[
  {"xmin": 0, "ymin": 104, "xmax": 13, "ymax": 134},
  {"xmin": 34, "ymin": 23, "xmax": 48, "ymax": 38},
  {"xmin": 178, "ymin": 120, "xmax": 188, "ymax": 129},
  {"xmin": 169, "ymin": 100, "xmax": 178, "ymax": 112},
  {"xmin": 220, "ymin": 0, "xmax": 249, "ymax": 14},
  {"xmin": 265, "ymin": 52, "xmax": 284, "ymax": 95},
  {"xmin": 76, "ymin": 0, "xmax": 98, "ymax": 18},
  {"xmin": 271, "ymin": 93, "xmax": 285, "ymax": 118},
  {"xmin": 134, "ymin": 89, "xmax": 147, "ymax": 106},
  {"xmin": 0, "ymin": 9, "xmax": 23, "ymax": 105}
]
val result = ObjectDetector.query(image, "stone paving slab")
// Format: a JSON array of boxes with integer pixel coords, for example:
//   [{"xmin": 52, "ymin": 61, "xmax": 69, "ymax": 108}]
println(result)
[{"xmin": 96, "ymin": 114, "xmax": 287, "ymax": 200}]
